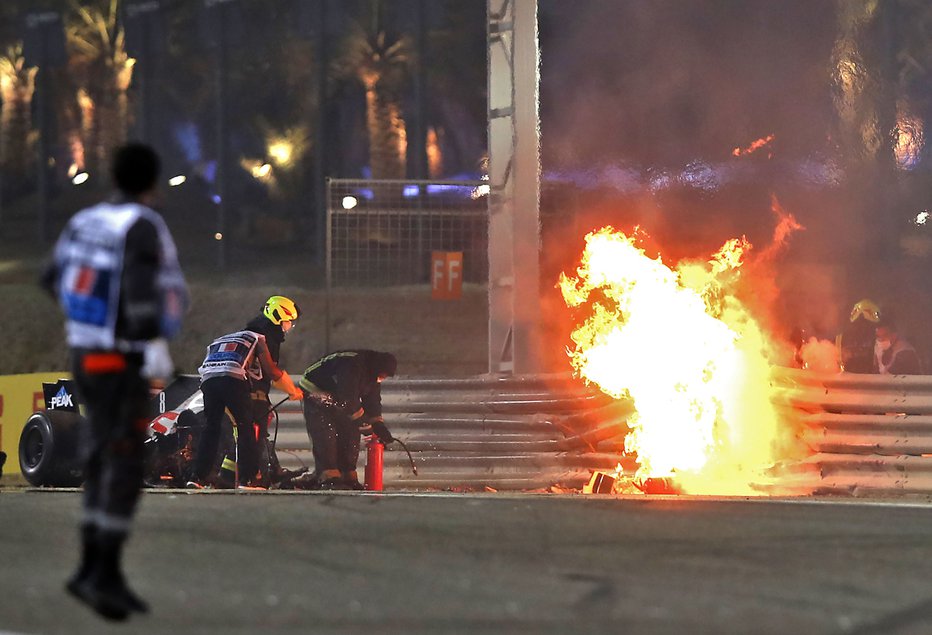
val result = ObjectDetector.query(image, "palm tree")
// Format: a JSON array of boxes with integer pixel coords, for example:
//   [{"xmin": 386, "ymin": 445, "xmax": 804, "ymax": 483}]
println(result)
[
  {"xmin": 0, "ymin": 43, "xmax": 38, "ymax": 181},
  {"xmin": 65, "ymin": 0, "xmax": 135, "ymax": 174},
  {"xmin": 336, "ymin": 1, "xmax": 411, "ymax": 180}
]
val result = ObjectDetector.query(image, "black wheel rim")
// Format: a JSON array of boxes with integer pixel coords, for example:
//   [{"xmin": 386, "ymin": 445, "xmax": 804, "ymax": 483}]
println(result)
[{"xmin": 22, "ymin": 427, "xmax": 44, "ymax": 469}]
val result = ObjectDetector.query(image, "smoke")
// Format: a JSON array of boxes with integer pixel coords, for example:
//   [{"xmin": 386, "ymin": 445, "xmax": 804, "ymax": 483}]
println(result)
[
  {"xmin": 538, "ymin": 0, "xmax": 932, "ymax": 364},
  {"xmin": 799, "ymin": 337, "xmax": 841, "ymax": 373},
  {"xmin": 540, "ymin": 0, "xmax": 837, "ymax": 170}
]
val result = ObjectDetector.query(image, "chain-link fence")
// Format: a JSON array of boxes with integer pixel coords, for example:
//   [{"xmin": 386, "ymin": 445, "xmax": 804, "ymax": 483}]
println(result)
[
  {"xmin": 326, "ymin": 178, "xmax": 487, "ymax": 288},
  {"xmin": 323, "ymin": 178, "xmax": 489, "ymax": 373}
]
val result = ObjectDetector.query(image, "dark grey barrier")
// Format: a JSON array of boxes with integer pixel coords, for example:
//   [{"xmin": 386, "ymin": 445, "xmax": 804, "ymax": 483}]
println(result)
[
  {"xmin": 271, "ymin": 375, "xmax": 632, "ymax": 490},
  {"xmin": 775, "ymin": 368, "xmax": 932, "ymax": 495}
]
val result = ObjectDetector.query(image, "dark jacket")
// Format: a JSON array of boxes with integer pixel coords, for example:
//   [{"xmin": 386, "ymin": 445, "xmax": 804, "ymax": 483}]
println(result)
[
  {"xmin": 838, "ymin": 318, "xmax": 876, "ymax": 374},
  {"xmin": 299, "ymin": 350, "xmax": 396, "ymax": 421},
  {"xmin": 875, "ymin": 338, "xmax": 922, "ymax": 375}
]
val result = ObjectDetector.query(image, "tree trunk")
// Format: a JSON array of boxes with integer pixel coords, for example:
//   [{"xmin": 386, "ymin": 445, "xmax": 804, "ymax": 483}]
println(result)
[
  {"xmin": 92, "ymin": 76, "xmax": 129, "ymax": 173},
  {"xmin": 0, "ymin": 56, "xmax": 37, "ymax": 182},
  {"xmin": 364, "ymin": 78, "xmax": 407, "ymax": 180}
]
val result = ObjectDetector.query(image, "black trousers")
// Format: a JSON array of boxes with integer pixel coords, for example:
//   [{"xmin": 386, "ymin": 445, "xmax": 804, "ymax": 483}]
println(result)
[
  {"xmin": 71, "ymin": 350, "xmax": 148, "ymax": 534},
  {"xmin": 250, "ymin": 393, "xmax": 282, "ymax": 477},
  {"xmin": 194, "ymin": 376, "xmax": 257, "ymax": 482},
  {"xmin": 303, "ymin": 399, "xmax": 361, "ymax": 476}
]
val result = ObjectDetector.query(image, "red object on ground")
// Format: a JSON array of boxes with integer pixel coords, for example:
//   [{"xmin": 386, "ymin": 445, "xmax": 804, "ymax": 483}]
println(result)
[
  {"xmin": 365, "ymin": 438, "xmax": 384, "ymax": 491},
  {"xmin": 635, "ymin": 477, "xmax": 682, "ymax": 495}
]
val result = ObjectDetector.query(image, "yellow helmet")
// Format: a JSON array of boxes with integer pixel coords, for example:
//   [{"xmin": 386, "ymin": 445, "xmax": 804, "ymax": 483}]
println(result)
[
  {"xmin": 849, "ymin": 298, "xmax": 880, "ymax": 323},
  {"xmin": 263, "ymin": 295, "xmax": 299, "ymax": 325}
]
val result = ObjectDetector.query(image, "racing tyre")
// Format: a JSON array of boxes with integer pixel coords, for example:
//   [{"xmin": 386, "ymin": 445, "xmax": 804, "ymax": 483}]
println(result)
[{"xmin": 19, "ymin": 410, "xmax": 85, "ymax": 487}]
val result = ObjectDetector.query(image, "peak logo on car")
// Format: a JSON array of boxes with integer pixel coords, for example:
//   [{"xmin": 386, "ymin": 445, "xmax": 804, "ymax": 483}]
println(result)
[
  {"xmin": 51, "ymin": 386, "xmax": 74, "ymax": 409},
  {"xmin": 42, "ymin": 379, "xmax": 79, "ymax": 413}
]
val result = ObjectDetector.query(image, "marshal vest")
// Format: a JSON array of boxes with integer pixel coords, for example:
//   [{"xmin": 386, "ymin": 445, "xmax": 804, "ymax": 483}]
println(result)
[
  {"xmin": 198, "ymin": 330, "xmax": 266, "ymax": 382},
  {"xmin": 53, "ymin": 202, "xmax": 188, "ymax": 351}
]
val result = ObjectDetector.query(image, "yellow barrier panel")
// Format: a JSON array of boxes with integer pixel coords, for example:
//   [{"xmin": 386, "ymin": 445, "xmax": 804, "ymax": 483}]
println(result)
[{"xmin": 0, "ymin": 372, "xmax": 71, "ymax": 479}]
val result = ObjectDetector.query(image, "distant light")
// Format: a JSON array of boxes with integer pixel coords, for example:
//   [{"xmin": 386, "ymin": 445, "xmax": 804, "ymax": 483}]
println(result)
[
  {"xmin": 214, "ymin": 232, "xmax": 223, "ymax": 240},
  {"xmin": 212, "ymin": 194, "xmax": 222, "ymax": 204},
  {"xmin": 168, "ymin": 175, "xmax": 186, "ymax": 187},
  {"xmin": 917, "ymin": 211, "xmax": 930, "ymax": 226},
  {"xmin": 251, "ymin": 163, "xmax": 272, "ymax": 179},
  {"xmin": 72, "ymin": 172, "xmax": 89, "ymax": 185},
  {"xmin": 471, "ymin": 184, "xmax": 491, "ymax": 200},
  {"xmin": 342, "ymin": 196, "xmax": 358, "ymax": 210},
  {"xmin": 403, "ymin": 185, "xmax": 420, "ymax": 198},
  {"xmin": 268, "ymin": 141, "xmax": 293, "ymax": 166},
  {"xmin": 426, "ymin": 184, "xmax": 470, "ymax": 194},
  {"xmin": 67, "ymin": 163, "xmax": 79, "ymax": 178}
]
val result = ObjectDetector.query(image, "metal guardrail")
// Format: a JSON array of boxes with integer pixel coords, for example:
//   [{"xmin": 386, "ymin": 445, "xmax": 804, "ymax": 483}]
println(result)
[
  {"xmin": 271, "ymin": 374, "xmax": 632, "ymax": 490},
  {"xmin": 775, "ymin": 368, "xmax": 932, "ymax": 496},
  {"xmin": 174, "ymin": 368, "xmax": 932, "ymax": 495}
]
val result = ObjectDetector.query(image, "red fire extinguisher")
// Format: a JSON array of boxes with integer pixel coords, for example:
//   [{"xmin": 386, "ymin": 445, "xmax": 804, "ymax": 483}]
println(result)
[{"xmin": 365, "ymin": 437, "xmax": 384, "ymax": 491}]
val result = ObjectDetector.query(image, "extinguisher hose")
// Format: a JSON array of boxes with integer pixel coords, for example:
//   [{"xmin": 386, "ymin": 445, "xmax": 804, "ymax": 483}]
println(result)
[
  {"xmin": 264, "ymin": 397, "xmax": 289, "ymax": 449},
  {"xmin": 390, "ymin": 437, "xmax": 418, "ymax": 476}
]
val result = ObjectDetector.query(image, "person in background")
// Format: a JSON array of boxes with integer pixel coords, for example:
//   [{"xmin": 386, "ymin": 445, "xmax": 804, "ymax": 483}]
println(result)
[
  {"xmin": 837, "ymin": 299, "xmax": 881, "ymax": 373},
  {"xmin": 42, "ymin": 143, "xmax": 188, "ymax": 621},
  {"xmin": 298, "ymin": 350, "xmax": 397, "ymax": 490},
  {"xmin": 874, "ymin": 316, "xmax": 922, "ymax": 375}
]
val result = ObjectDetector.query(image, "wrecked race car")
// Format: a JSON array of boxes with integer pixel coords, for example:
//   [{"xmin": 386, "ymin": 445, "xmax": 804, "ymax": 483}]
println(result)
[{"xmin": 18, "ymin": 376, "xmax": 207, "ymax": 488}]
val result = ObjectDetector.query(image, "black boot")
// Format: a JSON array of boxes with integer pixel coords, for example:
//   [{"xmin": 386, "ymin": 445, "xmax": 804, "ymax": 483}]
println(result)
[
  {"xmin": 97, "ymin": 529, "xmax": 149, "ymax": 615},
  {"xmin": 317, "ymin": 468, "xmax": 350, "ymax": 490},
  {"xmin": 336, "ymin": 430, "xmax": 362, "ymax": 489},
  {"xmin": 65, "ymin": 524, "xmax": 97, "ymax": 593},
  {"xmin": 290, "ymin": 470, "xmax": 320, "ymax": 490},
  {"xmin": 342, "ymin": 470, "xmax": 365, "ymax": 491},
  {"xmin": 67, "ymin": 528, "xmax": 147, "ymax": 620}
]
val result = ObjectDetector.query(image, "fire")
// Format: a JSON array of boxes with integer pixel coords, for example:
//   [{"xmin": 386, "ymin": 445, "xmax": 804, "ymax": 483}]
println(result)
[
  {"xmin": 560, "ymin": 227, "xmax": 787, "ymax": 495},
  {"xmin": 732, "ymin": 134, "xmax": 775, "ymax": 157}
]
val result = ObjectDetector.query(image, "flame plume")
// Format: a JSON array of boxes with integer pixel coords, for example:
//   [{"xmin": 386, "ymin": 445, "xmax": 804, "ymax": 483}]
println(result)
[{"xmin": 560, "ymin": 227, "xmax": 789, "ymax": 495}]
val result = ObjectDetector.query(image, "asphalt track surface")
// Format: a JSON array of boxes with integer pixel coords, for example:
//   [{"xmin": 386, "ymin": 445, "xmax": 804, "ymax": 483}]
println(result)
[{"xmin": 2, "ymin": 490, "xmax": 932, "ymax": 635}]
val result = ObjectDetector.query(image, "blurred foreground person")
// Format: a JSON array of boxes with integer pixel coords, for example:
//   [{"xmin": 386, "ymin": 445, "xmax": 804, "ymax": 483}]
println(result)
[
  {"xmin": 42, "ymin": 143, "xmax": 188, "ymax": 620},
  {"xmin": 189, "ymin": 326, "xmax": 302, "ymax": 489},
  {"xmin": 837, "ymin": 299, "xmax": 881, "ymax": 373},
  {"xmin": 244, "ymin": 296, "xmax": 304, "ymax": 485},
  {"xmin": 874, "ymin": 317, "xmax": 922, "ymax": 375},
  {"xmin": 298, "ymin": 350, "xmax": 397, "ymax": 490}
]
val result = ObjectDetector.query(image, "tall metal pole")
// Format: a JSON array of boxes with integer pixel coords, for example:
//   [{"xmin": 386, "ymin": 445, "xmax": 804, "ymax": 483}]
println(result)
[
  {"xmin": 214, "ymin": 1, "xmax": 229, "ymax": 270},
  {"xmin": 487, "ymin": 0, "xmax": 541, "ymax": 374},
  {"xmin": 324, "ymin": 177, "xmax": 333, "ymax": 353},
  {"xmin": 23, "ymin": 10, "xmax": 62, "ymax": 243},
  {"xmin": 127, "ymin": 0, "xmax": 161, "ymax": 146},
  {"xmin": 36, "ymin": 26, "xmax": 50, "ymax": 242},
  {"xmin": 313, "ymin": 0, "xmax": 329, "ymax": 266},
  {"xmin": 139, "ymin": 20, "xmax": 152, "ymax": 144}
]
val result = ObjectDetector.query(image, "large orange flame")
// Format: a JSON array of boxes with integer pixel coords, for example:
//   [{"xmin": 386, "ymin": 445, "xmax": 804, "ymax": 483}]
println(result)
[{"xmin": 560, "ymin": 227, "xmax": 789, "ymax": 495}]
